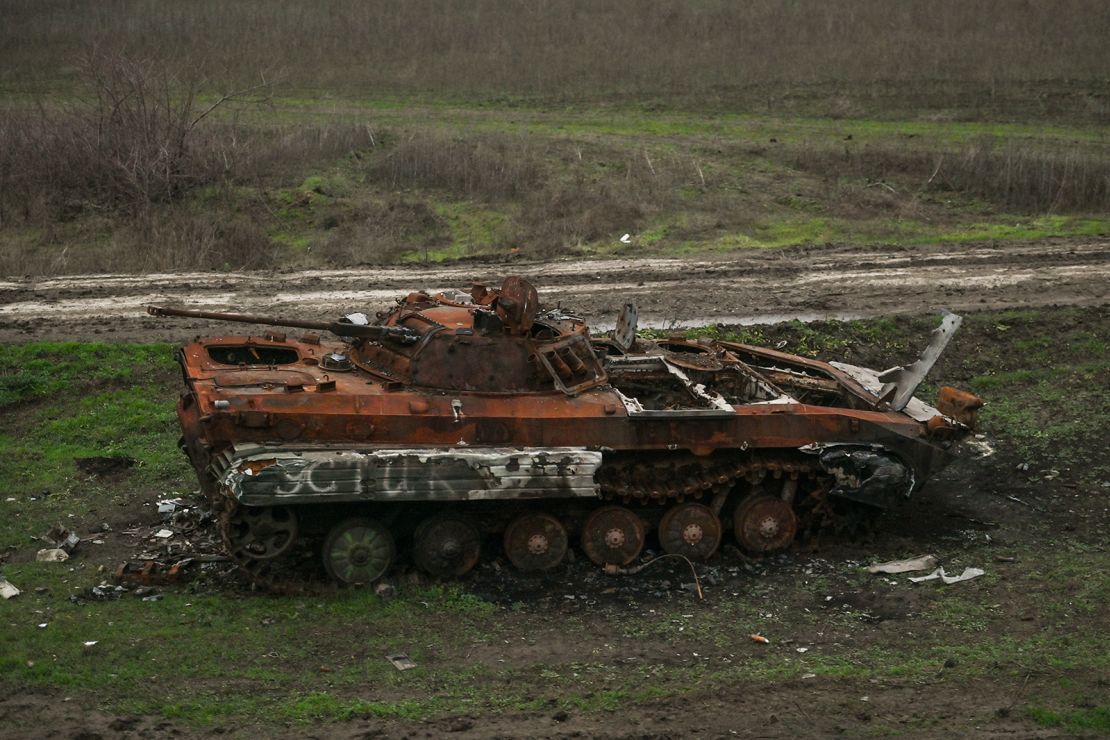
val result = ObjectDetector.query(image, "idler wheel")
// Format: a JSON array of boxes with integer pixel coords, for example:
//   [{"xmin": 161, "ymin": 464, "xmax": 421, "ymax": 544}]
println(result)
[
  {"xmin": 581, "ymin": 505, "xmax": 645, "ymax": 567},
  {"xmin": 658, "ymin": 502, "xmax": 722, "ymax": 560},
  {"xmin": 413, "ymin": 516, "xmax": 482, "ymax": 578},
  {"xmin": 503, "ymin": 513, "xmax": 567, "ymax": 572},
  {"xmin": 225, "ymin": 505, "xmax": 299, "ymax": 561},
  {"xmin": 734, "ymin": 496, "xmax": 797, "ymax": 553},
  {"xmin": 322, "ymin": 517, "xmax": 396, "ymax": 586}
]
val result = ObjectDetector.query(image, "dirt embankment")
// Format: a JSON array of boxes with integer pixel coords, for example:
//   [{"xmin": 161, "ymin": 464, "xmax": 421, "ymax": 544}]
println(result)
[{"xmin": 0, "ymin": 238, "xmax": 1107, "ymax": 343}]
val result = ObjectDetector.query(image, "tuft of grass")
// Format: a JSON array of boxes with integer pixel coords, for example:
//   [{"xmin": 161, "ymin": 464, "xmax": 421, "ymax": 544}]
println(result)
[{"xmin": 1027, "ymin": 705, "xmax": 1110, "ymax": 732}]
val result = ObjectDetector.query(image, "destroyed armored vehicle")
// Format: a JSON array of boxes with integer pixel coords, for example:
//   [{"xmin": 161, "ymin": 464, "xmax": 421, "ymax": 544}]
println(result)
[{"xmin": 150, "ymin": 276, "xmax": 982, "ymax": 585}]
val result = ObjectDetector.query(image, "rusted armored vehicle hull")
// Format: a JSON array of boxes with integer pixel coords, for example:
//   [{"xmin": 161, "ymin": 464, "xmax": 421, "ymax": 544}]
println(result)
[{"xmin": 155, "ymin": 277, "xmax": 981, "ymax": 584}]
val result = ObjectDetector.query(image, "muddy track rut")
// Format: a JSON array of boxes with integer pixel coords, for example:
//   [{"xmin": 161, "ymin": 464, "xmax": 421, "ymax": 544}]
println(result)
[{"xmin": 0, "ymin": 238, "xmax": 1106, "ymax": 342}]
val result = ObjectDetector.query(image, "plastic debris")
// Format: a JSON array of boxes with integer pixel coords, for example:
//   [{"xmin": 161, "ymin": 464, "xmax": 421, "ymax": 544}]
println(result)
[
  {"xmin": 866, "ymin": 554, "xmax": 938, "ymax": 574},
  {"xmin": 619, "ymin": 233, "xmax": 632, "ymax": 244},
  {"xmin": 83, "ymin": 641, "xmax": 98, "ymax": 648},
  {"xmin": 153, "ymin": 529, "xmax": 174, "ymax": 539},
  {"xmin": 386, "ymin": 653, "xmax": 417, "ymax": 671},
  {"xmin": 909, "ymin": 567, "xmax": 986, "ymax": 585},
  {"xmin": 36, "ymin": 548, "xmax": 70, "ymax": 562},
  {"xmin": 750, "ymin": 634, "xmax": 770, "ymax": 644},
  {"xmin": 0, "ymin": 578, "xmax": 20, "ymax": 599},
  {"xmin": 796, "ymin": 647, "xmax": 809, "ymax": 653},
  {"xmin": 157, "ymin": 499, "xmax": 183, "ymax": 516}
]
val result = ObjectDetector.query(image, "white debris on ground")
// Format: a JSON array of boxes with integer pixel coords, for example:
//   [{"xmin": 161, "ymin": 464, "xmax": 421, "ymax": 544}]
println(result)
[
  {"xmin": 909, "ymin": 567, "xmax": 986, "ymax": 585},
  {"xmin": 866, "ymin": 554, "xmax": 939, "ymax": 574},
  {"xmin": 0, "ymin": 577, "xmax": 19, "ymax": 599}
]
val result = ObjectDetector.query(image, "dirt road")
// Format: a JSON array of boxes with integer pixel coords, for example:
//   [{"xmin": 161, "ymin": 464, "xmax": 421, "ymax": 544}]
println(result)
[{"xmin": 0, "ymin": 238, "xmax": 1107, "ymax": 342}]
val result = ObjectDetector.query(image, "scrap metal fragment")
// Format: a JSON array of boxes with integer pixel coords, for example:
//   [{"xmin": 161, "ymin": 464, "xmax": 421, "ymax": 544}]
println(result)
[
  {"xmin": 386, "ymin": 653, "xmax": 417, "ymax": 671},
  {"xmin": 867, "ymin": 554, "xmax": 938, "ymax": 574},
  {"xmin": 115, "ymin": 559, "xmax": 194, "ymax": 586},
  {"xmin": 612, "ymin": 302, "xmax": 639, "ymax": 351},
  {"xmin": 877, "ymin": 311, "xmax": 962, "ymax": 411}
]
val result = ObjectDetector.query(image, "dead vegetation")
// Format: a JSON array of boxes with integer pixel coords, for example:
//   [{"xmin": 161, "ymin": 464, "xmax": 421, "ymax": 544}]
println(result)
[
  {"xmin": 3, "ymin": 1, "xmax": 1108, "ymax": 118},
  {"xmin": 784, "ymin": 139, "xmax": 1110, "ymax": 214},
  {"xmin": 0, "ymin": 2, "xmax": 1108, "ymax": 275}
]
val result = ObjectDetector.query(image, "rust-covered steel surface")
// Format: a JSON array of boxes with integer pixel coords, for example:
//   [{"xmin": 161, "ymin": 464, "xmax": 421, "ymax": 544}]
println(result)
[{"xmin": 151, "ymin": 276, "xmax": 982, "ymax": 585}]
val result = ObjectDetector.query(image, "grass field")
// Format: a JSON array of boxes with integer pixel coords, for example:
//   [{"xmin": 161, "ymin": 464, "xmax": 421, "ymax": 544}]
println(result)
[
  {"xmin": 0, "ymin": 3, "xmax": 1107, "ymax": 736},
  {"xmin": 0, "ymin": 310, "xmax": 1106, "ymax": 734},
  {"xmin": 1, "ymin": 1, "xmax": 1108, "ymax": 275}
]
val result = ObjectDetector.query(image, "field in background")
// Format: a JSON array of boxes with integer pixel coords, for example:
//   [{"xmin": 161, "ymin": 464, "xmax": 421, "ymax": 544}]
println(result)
[
  {"xmin": 0, "ymin": 1, "xmax": 1108, "ymax": 275},
  {"xmin": 3, "ymin": 0, "xmax": 1108, "ymax": 116}
]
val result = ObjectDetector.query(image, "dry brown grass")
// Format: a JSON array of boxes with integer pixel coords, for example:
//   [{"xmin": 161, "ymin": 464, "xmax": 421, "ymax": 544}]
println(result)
[
  {"xmin": 2, "ymin": 1, "xmax": 1108, "ymax": 117},
  {"xmin": 362, "ymin": 131, "xmax": 541, "ymax": 200},
  {"xmin": 784, "ymin": 139, "xmax": 1110, "ymax": 213}
]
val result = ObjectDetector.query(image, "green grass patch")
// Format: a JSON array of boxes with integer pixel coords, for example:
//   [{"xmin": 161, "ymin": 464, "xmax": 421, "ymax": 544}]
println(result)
[
  {"xmin": 1028, "ymin": 705, "xmax": 1110, "ymax": 732},
  {"xmin": 0, "ymin": 343, "xmax": 189, "ymax": 548}
]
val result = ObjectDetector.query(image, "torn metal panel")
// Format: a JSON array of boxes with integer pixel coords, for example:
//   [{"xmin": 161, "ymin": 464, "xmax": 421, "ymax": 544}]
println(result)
[
  {"xmin": 830, "ymin": 361, "xmax": 945, "ymax": 423},
  {"xmin": 222, "ymin": 445, "xmax": 603, "ymax": 505},
  {"xmin": 612, "ymin": 302, "xmax": 639, "ymax": 351},
  {"xmin": 876, "ymin": 311, "xmax": 962, "ymax": 411}
]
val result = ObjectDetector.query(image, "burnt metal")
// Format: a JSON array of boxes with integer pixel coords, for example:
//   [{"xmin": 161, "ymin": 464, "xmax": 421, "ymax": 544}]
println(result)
[
  {"xmin": 878, "ymin": 311, "xmax": 961, "ymax": 410},
  {"xmin": 413, "ymin": 516, "xmax": 482, "ymax": 577},
  {"xmin": 151, "ymin": 275, "xmax": 982, "ymax": 586},
  {"xmin": 580, "ymin": 505, "xmax": 646, "ymax": 566},
  {"xmin": 658, "ymin": 502, "xmax": 722, "ymax": 560},
  {"xmin": 323, "ymin": 517, "xmax": 395, "ymax": 585},
  {"xmin": 504, "ymin": 512, "xmax": 568, "ymax": 571},
  {"xmin": 733, "ymin": 495, "xmax": 797, "ymax": 553}
]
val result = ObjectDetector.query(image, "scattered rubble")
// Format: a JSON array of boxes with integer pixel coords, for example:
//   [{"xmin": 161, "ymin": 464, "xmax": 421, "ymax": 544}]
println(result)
[
  {"xmin": 115, "ymin": 559, "xmax": 198, "ymax": 587},
  {"xmin": 42, "ymin": 523, "xmax": 80, "ymax": 553}
]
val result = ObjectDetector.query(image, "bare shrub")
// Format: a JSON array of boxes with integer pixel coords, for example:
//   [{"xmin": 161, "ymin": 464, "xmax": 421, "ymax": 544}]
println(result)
[
  {"xmin": 784, "ymin": 139, "xmax": 1110, "ymax": 213},
  {"xmin": 0, "ymin": 205, "xmax": 278, "ymax": 276},
  {"xmin": 939, "ymin": 139, "xmax": 1110, "ymax": 213},
  {"xmin": 115, "ymin": 207, "xmax": 279, "ymax": 272},
  {"xmin": 0, "ymin": 51, "xmax": 269, "ymax": 225},
  {"xmin": 235, "ymin": 122, "xmax": 378, "ymax": 184},
  {"xmin": 362, "ymin": 131, "xmax": 542, "ymax": 199},
  {"xmin": 318, "ymin": 199, "xmax": 449, "ymax": 265},
  {"xmin": 517, "ymin": 182, "xmax": 644, "ymax": 256}
]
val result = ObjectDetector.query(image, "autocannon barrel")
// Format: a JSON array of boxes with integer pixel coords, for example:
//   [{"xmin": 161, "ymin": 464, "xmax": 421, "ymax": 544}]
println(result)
[{"xmin": 146, "ymin": 306, "xmax": 416, "ymax": 342}]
